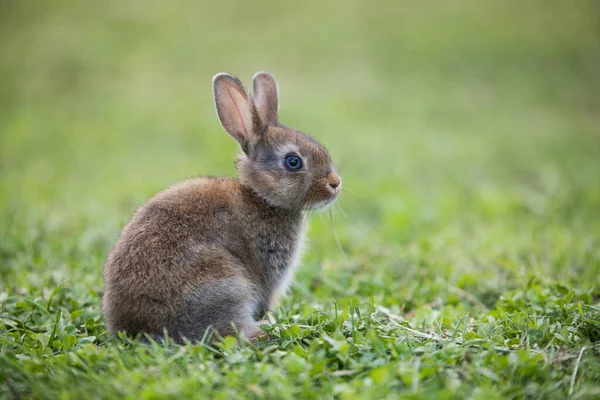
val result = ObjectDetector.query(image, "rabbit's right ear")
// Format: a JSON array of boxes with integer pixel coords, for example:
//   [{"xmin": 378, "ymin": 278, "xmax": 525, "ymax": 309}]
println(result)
[
  {"xmin": 213, "ymin": 73, "xmax": 263, "ymax": 153},
  {"xmin": 252, "ymin": 72, "xmax": 279, "ymax": 126}
]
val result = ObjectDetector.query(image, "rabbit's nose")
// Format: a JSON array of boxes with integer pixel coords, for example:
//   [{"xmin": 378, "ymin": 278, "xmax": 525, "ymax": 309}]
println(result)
[{"xmin": 328, "ymin": 173, "xmax": 342, "ymax": 190}]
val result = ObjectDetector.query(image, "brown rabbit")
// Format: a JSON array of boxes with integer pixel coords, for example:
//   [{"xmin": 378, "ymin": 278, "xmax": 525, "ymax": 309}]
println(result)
[{"xmin": 102, "ymin": 72, "xmax": 342, "ymax": 343}]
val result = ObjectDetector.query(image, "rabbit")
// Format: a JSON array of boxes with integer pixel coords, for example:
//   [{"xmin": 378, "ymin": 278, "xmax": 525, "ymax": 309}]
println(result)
[{"xmin": 102, "ymin": 72, "xmax": 342, "ymax": 343}]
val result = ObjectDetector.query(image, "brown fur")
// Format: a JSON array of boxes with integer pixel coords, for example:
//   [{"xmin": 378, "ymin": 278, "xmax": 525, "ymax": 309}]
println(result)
[{"xmin": 102, "ymin": 72, "xmax": 341, "ymax": 343}]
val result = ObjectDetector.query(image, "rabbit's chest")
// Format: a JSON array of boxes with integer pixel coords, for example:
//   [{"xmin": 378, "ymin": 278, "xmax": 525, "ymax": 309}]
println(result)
[
  {"xmin": 253, "ymin": 224, "xmax": 303, "ymax": 272},
  {"xmin": 250, "ymin": 216, "xmax": 307, "ymax": 306},
  {"xmin": 247, "ymin": 213, "xmax": 307, "ymax": 275}
]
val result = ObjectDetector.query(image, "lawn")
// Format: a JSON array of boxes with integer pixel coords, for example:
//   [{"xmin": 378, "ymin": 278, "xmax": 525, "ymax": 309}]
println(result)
[{"xmin": 1, "ymin": 0, "xmax": 600, "ymax": 398}]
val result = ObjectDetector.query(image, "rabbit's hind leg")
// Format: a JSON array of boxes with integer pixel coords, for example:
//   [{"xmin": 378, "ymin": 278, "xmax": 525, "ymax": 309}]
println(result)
[{"xmin": 174, "ymin": 276, "xmax": 263, "ymax": 343}]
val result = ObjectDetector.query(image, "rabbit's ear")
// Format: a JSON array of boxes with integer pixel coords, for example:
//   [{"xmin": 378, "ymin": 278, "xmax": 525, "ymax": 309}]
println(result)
[
  {"xmin": 252, "ymin": 72, "xmax": 279, "ymax": 126},
  {"xmin": 213, "ymin": 73, "xmax": 263, "ymax": 152}
]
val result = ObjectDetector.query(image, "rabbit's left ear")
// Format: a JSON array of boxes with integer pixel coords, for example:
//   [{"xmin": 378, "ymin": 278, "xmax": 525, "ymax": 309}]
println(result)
[
  {"xmin": 213, "ymin": 73, "xmax": 263, "ymax": 153},
  {"xmin": 253, "ymin": 72, "xmax": 279, "ymax": 126}
]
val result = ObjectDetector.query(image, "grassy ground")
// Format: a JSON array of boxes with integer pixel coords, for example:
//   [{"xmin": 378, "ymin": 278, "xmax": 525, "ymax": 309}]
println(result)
[{"xmin": 1, "ymin": 0, "xmax": 600, "ymax": 398}]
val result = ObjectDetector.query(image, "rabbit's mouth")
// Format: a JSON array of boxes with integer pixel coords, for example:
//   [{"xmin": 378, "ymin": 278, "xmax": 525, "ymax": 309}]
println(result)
[{"xmin": 305, "ymin": 193, "xmax": 339, "ymax": 211}]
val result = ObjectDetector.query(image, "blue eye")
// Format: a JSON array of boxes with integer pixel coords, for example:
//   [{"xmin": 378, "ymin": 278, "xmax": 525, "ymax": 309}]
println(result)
[{"xmin": 284, "ymin": 154, "xmax": 303, "ymax": 170}]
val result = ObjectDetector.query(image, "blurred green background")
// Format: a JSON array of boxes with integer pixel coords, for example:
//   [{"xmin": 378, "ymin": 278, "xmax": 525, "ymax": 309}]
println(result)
[
  {"xmin": 1, "ymin": 1, "xmax": 600, "ymax": 397},
  {"xmin": 1, "ymin": 0, "xmax": 599, "ymax": 295}
]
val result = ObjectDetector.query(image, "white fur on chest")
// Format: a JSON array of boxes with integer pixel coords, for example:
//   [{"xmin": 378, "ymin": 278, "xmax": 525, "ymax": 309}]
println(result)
[{"xmin": 269, "ymin": 216, "xmax": 307, "ymax": 307}]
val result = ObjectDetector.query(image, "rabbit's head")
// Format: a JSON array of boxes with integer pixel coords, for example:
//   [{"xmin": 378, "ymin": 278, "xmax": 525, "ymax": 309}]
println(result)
[{"xmin": 213, "ymin": 72, "xmax": 341, "ymax": 211}]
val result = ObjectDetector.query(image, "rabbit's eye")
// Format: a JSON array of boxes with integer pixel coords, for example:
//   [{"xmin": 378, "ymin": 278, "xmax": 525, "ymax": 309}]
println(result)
[{"xmin": 284, "ymin": 154, "xmax": 303, "ymax": 170}]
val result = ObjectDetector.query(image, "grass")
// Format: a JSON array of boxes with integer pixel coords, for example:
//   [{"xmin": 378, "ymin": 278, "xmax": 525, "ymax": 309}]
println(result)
[{"xmin": 1, "ymin": 0, "xmax": 600, "ymax": 398}]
